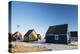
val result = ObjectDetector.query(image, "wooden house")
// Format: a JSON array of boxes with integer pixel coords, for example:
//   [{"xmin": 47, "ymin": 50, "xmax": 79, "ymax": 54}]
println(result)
[
  {"xmin": 23, "ymin": 29, "xmax": 41, "ymax": 42},
  {"xmin": 45, "ymin": 24, "xmax": 71, "ymax": 44},
  {"xmin": 12, "ymin": 32, "xmax": 22, "ymax": 41}
]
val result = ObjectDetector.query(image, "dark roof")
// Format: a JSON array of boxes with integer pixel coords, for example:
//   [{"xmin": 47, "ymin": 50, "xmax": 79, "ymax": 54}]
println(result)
[
  {"xmin": 37, "ymin": 34, "xmax": 41, "ymax": 37},
  {"xmin": 12, "ymin": 31, "xmax": 22, "ymax": 36},
  {"xmin": 10, "ymin": 32, "xmax": 22, "ymax": 41},
  {"xmin": 24, "ymin": 29, "xmax": 34, "ymax": 37},
  {"xmin": 37, "ymin": 34, "xmax": 40, "ymax": 36},
  {"xmin": 70, "ymin": 31, "xmax": 78, "ymax": 37},
  {"xmin": 46, "ymin": 24, "xmax": 68, "ymax": 34}
]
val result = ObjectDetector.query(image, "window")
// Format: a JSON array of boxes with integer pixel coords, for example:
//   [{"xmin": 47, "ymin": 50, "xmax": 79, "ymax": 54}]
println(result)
[{"xmin": 54, "ymin": 35, "xmax": 59, "ymax": 40}]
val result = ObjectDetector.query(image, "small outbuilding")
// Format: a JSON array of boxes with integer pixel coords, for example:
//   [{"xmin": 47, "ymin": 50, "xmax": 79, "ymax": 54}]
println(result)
[
  {"xmin": 70, "ymin": 31, "xmax": 78, "ymax": 41},
  {"xmin": 23, "ymin": 29, "xmax": 41, "ymax": 42},
  {"xmin": 45, "ymin": 24, "xmax": 71, "ymax": 44}
]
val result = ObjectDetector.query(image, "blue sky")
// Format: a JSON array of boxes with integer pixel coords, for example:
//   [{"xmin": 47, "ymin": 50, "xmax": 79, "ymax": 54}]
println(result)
[{"xmin": 10, "ymin": 1, "xmax": 78, "ymax": 37}]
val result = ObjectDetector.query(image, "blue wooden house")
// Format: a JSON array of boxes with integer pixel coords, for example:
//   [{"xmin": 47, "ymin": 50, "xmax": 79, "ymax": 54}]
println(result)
[{"xmin": 45, "ymin": 24, "xmax": 71, "ymax": 44}]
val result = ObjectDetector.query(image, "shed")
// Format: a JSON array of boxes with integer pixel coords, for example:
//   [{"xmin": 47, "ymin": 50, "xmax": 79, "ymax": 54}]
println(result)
[{"xmin": 70, "ymin": 31, "xmax": 78, "ymax": 41}]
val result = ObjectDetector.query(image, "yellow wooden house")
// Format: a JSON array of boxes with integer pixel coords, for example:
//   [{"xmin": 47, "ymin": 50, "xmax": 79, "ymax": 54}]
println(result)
[{"xmin": 23, "ymin": 29, "xmax": 41, "ymax": 42}]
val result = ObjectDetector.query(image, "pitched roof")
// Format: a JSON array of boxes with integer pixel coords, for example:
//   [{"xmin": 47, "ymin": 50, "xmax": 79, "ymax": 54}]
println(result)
[
  {"xmin": 12, "ymin": 31, "xmax": 22, "ymax": 37},
  {"xmin": 46, "ymin": 24, "xmax": 68, "ymax": 34},
  {"xmin": 24, "ymin": 29, "xmax": 35, "ymax": 37},
  {"xmin": 11, "ymin": 31, "xmax": 22, "ymax": 41}
]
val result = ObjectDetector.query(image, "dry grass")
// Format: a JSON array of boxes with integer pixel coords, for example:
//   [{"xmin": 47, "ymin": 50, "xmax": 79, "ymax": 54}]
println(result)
[
  {"xmin": 9, "ymin": 41, "xmax": 78, "ymax": 53},
  {"xmin": 9, "ymin": 44, "xmax": 49, "ymax": 53}
]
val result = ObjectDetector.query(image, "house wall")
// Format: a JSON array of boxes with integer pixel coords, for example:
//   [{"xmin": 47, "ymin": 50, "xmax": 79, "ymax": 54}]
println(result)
[
  {"xmin": 23, "ymin": 36, "xmax": 29, "ymax": 42},
  {"xmin": 28, "ymin": 31, "xmax": 38, "ymax": 41},
  {"xmin": 32, "ymin": 31, "xmax": 38, "ymax": 39},
  {"xmin": 45, "ymin": 35, "xmax": 68, "ymax": 44},
  {"xmin": 72, "ymin": 37, "xmax": 78, "ymax": 41},
  {"xmin": 67, "ymin": 33, "xmax": 71, "ymax": 43}
]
